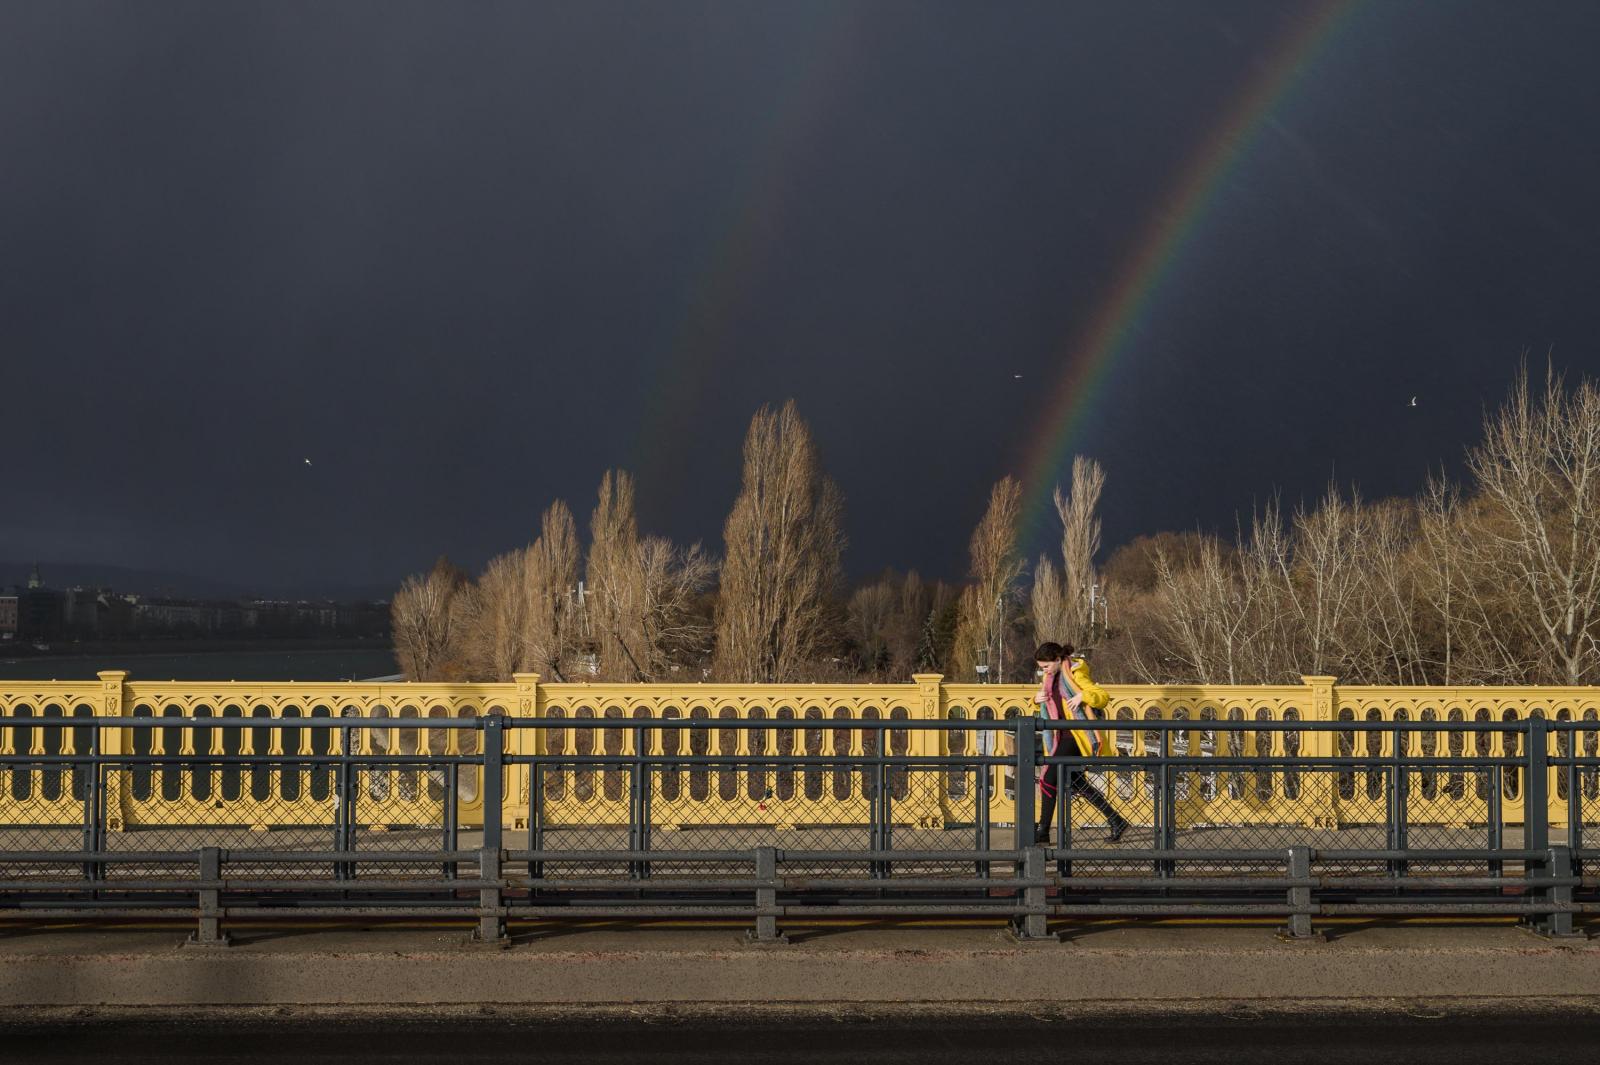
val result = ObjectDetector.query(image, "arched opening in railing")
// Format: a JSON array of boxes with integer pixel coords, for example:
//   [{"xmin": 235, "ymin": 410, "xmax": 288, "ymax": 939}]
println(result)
[
  {"xmin": 803, "ymin": 707, "xmax": 824, "ymax": 802},
  {"xmin": 396, "ymin": 704, "xmax": 420, "ymax": 802},
  {"xmin": 574, "ymin": 706, "xmax": 597, "ymax": 802},
  {"xmin": 687, "ymin": 706, "xmax": 709, "ymax": 802},
  {"xmin": 1197, "ymin": 706, "xmax": 1218, "ymax": 802},
  {"xmin": 945, "ymin": 706, "xmax": 968, "ymax": 800},
  {"xmin": 1335, "ymin": 707, "xmax": 1355, "ymax": 801},
  {"xmin": 1281, "ymin": 706, "xmax": 1302, "ymax": 801},
  {"xmin": 69, "ymin": 702, "xmax": 93, "ymax": 804},
  {"xmin": 310, "ymin": 705, "xmax": 334, "ymax": 803},
  {"xmin": 889, "ymin": 706, "xmax": 910, "ymax": 802},
  {"xmin": 1499, "ymin": 708, "xmax": 1520, "ymax": 801},
  {"xmin": 745, "ymin": 707, "xmax": 768, "ymax": 803},
  {"xmin": 1254, "ymin": 707, "xmax": 1274, "ymax": 803},
  {"xmin": 248, "ymin": 705, "xmax": 273, "ymax": 802},
  {"xmin": 1363, "ymin": 708, "xmax": 1384, "ymax": 804},
  {"xmin": 1114, "ymin": 706, "xmax": 1136, "ymax": 801},
  {"xmin": 718, "ymin": 707, "xmax": 741, "ymax": 803},
  {"xmin": 603, "ymin": 706, "xmax": 626, "ymax": 803},
  {"xmin": 1446, "ymin": 707, "xmax": 1466, "ymax": 801},
  {"xmin": 832, "ymin": 707, "xmax": 854, "ymax": 802},
  {"xmin": 221, "ymin": 704, "xmax": 243, "ymax": 803},
  {"xmin": 37, "ymin": 702, "xmax": 64, "ymax": 803},
  {"xmin": 774, "ymin": 707, "xmax": 796, "ymax": 802},
  {"xmin": 545, "ymin": 705, "xmax": 568, "ymax": 803},
  {"xmin": 188, "ymin": 704, "xmax": 214, "ymax": 803},
  {"xmin": 655, "ymin": 706, "xmax": 678, "ymax": 803},
  {"xmin": 1418, "ymin": 708, "xmax": 1439, "ymax": 801},
  {"xmin": 366, "ymin": 705, "xmax": 391, "ymax": 802},
  {"xmin": 857, "ymin": 707, "xmax": 880, "ymax": 802},
  {"xmin": 159, "ymin": 703, "xmax": 185, "ymax": 803},
  {"xmin": 1584, "ymin": 708, "xmax": 1599, "ymax": 802}
]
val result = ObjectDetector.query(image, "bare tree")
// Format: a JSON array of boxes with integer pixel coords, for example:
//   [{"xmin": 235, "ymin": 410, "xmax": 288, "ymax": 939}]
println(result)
[
  {"xmin": 1054, "ymin": 456, "xmax": 1106, "ymax": 644},
  {"xmin": 524, "ymin": 500, "xmax": 581, "ymax": 681},
  {"xmin": 585, "ymin": 471, "xmax": 648, "ymax": 681},
  {"xmin": 636, "ymin": 535, "xmax": 715, "ymax": 679},
  {"xmin": 1286, "ymin": 483, "xmax": 1367, "ymax": 677},
  {"xmin": 391, "ymin": 556, "xmax": 468, "ymax": 681},
  {"xmin": 458, "ymin": 549, "xmax": 532, "ymax": 681},
  {"xmin": 1030, "ymin": 554, "xmax": 1068, "ymax": 647},
  {"xmin": 714, "ymin": 401, "xmax": 846, "ymax": 682},
  {"xmin": 848, "ymin": 580, "xmax": 896, "ymax": 679},
  {"xmin": 952, "ymin": 476, "xmax": 1024, "ymax": 681},
  {"xmin": 1466, "ymin": 363, "xmax": 1600, "ymax": 684}
]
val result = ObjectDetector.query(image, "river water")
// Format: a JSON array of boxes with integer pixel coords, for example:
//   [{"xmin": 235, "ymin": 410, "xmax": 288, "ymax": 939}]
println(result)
[{"xmin": 0, "ymin": 648, "xmax": 398, "ymax": 682}]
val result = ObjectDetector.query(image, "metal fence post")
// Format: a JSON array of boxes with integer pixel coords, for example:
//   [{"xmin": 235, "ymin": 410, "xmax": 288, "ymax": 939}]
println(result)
[
  {"xmin": 1014, "ymin": 716, "xmax": 1037, "ymax": 853},
  {"xmin": 1541, "ymin": 845, "xmax": 1578, "ymax": 938},
  {"xmin": 476, "ymin": 715, "xmax": 506, "ymax": 944},
  {"xmin": 82, "ymin": 724, "xmax": 102, "ymax": 884},
  {"xmin": 335, "ymin": 719, "xmax": 356, "ymax": 881},
  {"xmin": 1282, "ymin": 845, "xmax": 1315, "ymax": 940},
  {"xmin": 1389, "ymin": 722, "xmax": 1408, "ymax": 878},
  {"xmin": 1157, "ymin": 727, "xmax": 1174, "ymax": 879},
  {"xmin": 631, "ymin": 723, "xmax": 652, "ymax": 880},
  {"xmin": 1017, "ymin": 845, "xmax": 1051, "ymax": 940},
  {"xmin": 186, "ymin": 846, "xmax": 228, "ymax": 947},
  {"xmin": 1524, "ymin": 715, "xmax": 1550, "ymax": 928},
  {"xmin": 750, "ymin": 846, "xmax": 785, "ymax": 944}
]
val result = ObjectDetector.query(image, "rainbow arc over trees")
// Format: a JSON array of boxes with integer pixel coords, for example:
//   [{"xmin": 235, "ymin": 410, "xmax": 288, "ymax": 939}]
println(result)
[{"xmin": 1018, "ymin": 0, "xmax": 1363, "ymax": 545}]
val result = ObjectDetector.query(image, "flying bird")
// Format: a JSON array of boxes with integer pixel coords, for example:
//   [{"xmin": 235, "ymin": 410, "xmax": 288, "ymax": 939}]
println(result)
[
  {"xmin": 303, "ymin": 458, "xmax": 313, "ymax": 466},
  {"xmin": 1408, "ymin": 396, "xmax": 1418, "ymax": 408}
]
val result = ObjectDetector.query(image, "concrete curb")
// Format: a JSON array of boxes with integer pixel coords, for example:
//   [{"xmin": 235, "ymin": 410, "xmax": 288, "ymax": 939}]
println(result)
[{"xmin": 0, "ymin": 925, "xmax": 1595, "ymax": 1006}]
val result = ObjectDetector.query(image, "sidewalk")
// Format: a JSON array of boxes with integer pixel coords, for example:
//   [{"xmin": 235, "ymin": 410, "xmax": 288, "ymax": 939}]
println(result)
[{"xmin": 0, "ymin": 921, "xmax": 1595, "ymax": 1007}]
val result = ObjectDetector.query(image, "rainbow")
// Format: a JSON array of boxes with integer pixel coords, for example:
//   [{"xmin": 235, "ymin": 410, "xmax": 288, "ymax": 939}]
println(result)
[{"xmin": 1017, "ymin": 0, "xmax": 1364, "ymax": 546}]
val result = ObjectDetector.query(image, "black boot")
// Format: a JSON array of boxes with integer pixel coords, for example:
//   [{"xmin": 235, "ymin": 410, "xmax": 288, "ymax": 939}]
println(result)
[{"xmin": 1106, "ymin": 816, "xmax": 1129, "ymax": 843}]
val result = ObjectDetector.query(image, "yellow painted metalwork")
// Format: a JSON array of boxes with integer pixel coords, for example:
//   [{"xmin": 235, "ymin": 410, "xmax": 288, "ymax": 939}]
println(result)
[{"xmin": 0, "ymin": 671, "xmax": 1597, "ymax": 833}]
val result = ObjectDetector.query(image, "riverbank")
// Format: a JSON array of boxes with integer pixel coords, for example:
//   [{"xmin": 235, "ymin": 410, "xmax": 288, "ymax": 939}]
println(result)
[{"xmin": 0, "ymin": 644, "xmax": 398, "ymax": 682}]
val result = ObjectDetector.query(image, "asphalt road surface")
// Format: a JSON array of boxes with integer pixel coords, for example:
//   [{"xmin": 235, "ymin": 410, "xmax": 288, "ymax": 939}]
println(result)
[{"xmin": 5, "ymin": 1008, "xmax": 1600, "ymax": 1064}]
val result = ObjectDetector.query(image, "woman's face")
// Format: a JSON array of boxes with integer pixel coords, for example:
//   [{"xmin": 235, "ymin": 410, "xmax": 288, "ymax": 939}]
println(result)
[{"xmin": 1036, "ymin": 659, "xmax": 1059, "ymax": 679}]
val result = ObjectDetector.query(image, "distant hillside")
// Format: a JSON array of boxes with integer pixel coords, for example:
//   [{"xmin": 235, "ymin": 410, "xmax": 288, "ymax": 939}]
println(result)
[{"xmin": 0, "ymin": 562, "xmax": 393, "ymax": 602}]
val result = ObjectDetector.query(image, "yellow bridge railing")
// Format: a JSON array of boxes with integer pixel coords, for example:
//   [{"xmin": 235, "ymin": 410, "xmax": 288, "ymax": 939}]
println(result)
[{"xmin": 1, "ymin": 671, "xmax": 1598, "ymax": 832}]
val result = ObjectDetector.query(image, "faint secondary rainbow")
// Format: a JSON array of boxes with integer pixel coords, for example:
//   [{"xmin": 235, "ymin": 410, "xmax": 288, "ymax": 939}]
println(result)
[
  {"xmin": 1018, "ymin": 0, "xmax": 1363, "ymax": 546},
  {"xmin": 631, "ymin": 7, "xmax": 862, "ymax": 496}
]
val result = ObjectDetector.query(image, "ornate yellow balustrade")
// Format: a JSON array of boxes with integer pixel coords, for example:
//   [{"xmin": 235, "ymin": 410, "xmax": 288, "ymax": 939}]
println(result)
[{"xmin": 1, "ymin": 671, "xmax": 1598, "ymax": 832}]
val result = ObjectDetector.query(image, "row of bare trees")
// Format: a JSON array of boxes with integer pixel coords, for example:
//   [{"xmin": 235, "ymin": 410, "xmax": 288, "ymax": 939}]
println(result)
[
  {"xmin": 1102, "ymin": 365, "xmax": 1600, "ymax": 686},
  {"xmin": 396, "ymin": 365, "xmax": 1600, "ymax": 687}
]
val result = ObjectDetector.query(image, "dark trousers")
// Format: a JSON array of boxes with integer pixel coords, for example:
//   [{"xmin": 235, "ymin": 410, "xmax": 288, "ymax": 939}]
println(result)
[{"xmin": 1036, "ymin": 762, "xmax": 1125, "ymax": 836}]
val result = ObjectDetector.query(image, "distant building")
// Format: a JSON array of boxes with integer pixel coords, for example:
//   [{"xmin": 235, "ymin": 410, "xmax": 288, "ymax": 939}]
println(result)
[
  {"xmin": 0, "ymin": 595, "xmax": 16, "ymax": 638},
  {"xmin": 15, "ymin": 564, "xmax": 64, "ymax": 642}
]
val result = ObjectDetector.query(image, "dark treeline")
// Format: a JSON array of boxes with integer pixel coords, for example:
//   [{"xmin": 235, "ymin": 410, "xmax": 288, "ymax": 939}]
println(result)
[{"xmin": 394, "ymin": 365, "xmax": 1600, "ymax": 687}]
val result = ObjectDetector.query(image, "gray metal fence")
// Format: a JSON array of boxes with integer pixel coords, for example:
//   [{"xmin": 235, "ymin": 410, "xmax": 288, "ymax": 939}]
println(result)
[{"xmin": 1, "ymin": 714, "xmax": 1596, "ymax": 944}]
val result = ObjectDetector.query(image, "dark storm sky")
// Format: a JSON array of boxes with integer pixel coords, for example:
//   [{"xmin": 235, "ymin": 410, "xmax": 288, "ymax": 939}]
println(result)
[{"xmin": 5, "ymin": 0, "xmax": 1600, "ymax": 596}]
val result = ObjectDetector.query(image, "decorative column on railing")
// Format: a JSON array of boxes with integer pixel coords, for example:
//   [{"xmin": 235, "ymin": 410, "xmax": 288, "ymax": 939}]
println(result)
[
  {"xmin": 510, "ymin": 672, "xmax": 541, "ymax": 828},
  {"xmin": 911, "ymin": 674, "xmax": 946, "ymax": 827},
  {"xmin": 1301, "ymin": 674, "xmax": 1339, "ymax": 828},
  {"xmin": 97, "ymin": 670, "xmax": 128, "ymax": 831}
]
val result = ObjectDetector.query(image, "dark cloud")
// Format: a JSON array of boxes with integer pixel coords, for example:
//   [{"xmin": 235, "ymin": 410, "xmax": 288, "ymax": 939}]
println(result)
[{"xmin": 5, "ymin": 0, "xmax": 1600, "ymax": 591}]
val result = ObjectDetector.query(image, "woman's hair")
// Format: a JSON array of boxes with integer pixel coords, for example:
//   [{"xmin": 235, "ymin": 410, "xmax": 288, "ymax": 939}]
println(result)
[{"xmin": 1034, "ymin": 641, "xmax": 1074, "ymax": 662}]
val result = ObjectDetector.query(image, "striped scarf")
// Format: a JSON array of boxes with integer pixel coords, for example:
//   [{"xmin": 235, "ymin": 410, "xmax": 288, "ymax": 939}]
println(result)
[{"xmin": 1037, "ymin": 663, "xmax": 1098, "ymax": 757}]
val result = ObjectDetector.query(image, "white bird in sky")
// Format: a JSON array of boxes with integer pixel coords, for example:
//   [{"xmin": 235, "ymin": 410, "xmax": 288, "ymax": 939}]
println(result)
[
  {"xmin": 1013, "ymin": 374, "xmax": 1023, "ymax": 380},
  {"xmin": 1408, "ymin": 396, "xmax": 1418, "ymax": 408},
  {"xmin": 303, "ymin": 458, "xmax": 313, "ymax": 466}
]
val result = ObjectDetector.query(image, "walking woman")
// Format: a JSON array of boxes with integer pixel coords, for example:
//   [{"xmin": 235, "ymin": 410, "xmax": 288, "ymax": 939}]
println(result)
[{"xmin": 1033, "ymin": 642, "xmax": 1128, "ymax": 844}]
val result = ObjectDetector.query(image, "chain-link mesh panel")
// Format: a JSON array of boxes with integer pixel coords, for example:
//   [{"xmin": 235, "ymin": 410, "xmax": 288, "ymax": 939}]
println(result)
[{"xmin": 105, "ymin": 764, "xmax": 334, "ymax": 880}]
